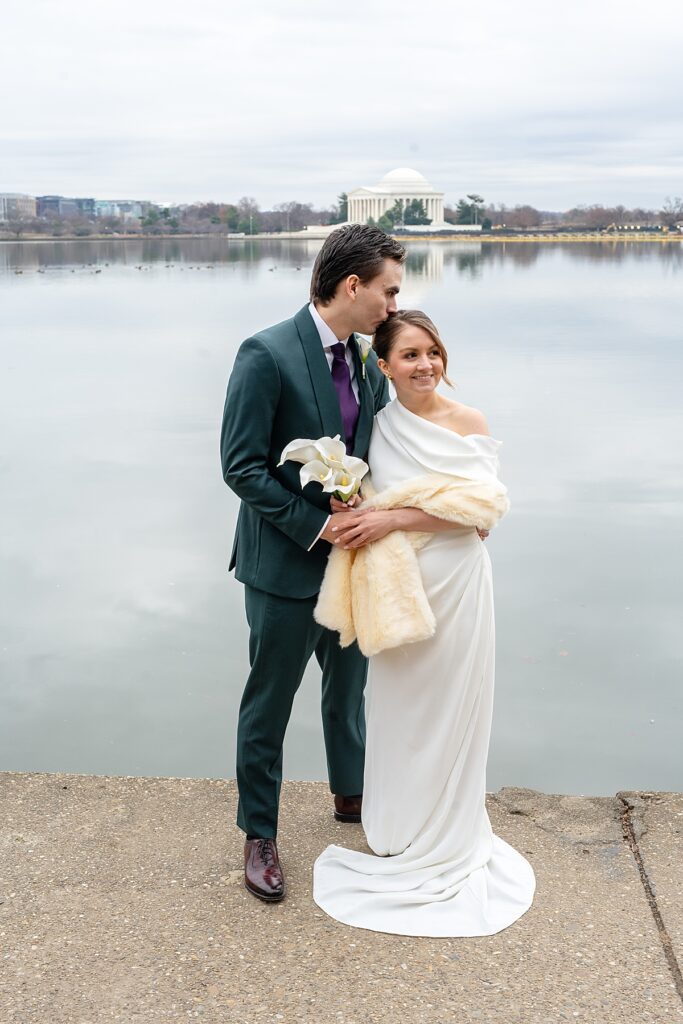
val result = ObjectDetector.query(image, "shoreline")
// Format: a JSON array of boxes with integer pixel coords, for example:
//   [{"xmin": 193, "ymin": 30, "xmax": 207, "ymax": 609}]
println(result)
[{"xmin": 1, "ymin": 230, "xmax": 680, "ymax": 244}]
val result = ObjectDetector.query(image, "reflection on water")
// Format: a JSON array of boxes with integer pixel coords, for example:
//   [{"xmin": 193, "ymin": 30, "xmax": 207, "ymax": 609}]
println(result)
[
  {"xmin": 1, "ymin": 239, "xmax": 681, "ymax": 793},
  {"xmin": 3, "ymin": 234, "xmax": 681, "ymax": 279},
  {"xmin": 0, "ymin": 237, "xmax": 326, "ymax": 277}
]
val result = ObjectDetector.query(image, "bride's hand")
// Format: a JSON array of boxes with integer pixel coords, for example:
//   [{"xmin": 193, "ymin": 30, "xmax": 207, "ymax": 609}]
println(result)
[
  {"xmin": 330, "ymin": 494, "xmax": 363, "ymax": 512},
  {"xmin": 332, "ymin": 509, "xmax": 396, "ymax": 549}
]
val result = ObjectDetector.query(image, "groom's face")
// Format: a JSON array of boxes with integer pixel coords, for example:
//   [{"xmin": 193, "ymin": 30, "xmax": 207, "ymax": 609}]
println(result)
[{"xmin": 350, "ymin": 259, "xmax": 403, "ymax": 335}]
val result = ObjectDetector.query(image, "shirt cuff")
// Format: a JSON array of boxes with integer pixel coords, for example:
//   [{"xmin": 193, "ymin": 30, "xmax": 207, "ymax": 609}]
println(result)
[{"xmin": 307, "ymin": 515, "xmax": 331, "ymax": 551}]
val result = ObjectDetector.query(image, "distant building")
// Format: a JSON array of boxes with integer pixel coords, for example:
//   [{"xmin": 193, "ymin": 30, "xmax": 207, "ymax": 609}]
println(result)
[
  {"xmin": 37, "ymin": 195, "xmax": 76, "ymax": 217},
  {"xmin": 37, "ymin": 195, "xmax": 96, "ymax": 218},
  {"xmin": 94, "ymin": 199, "xmax": 144, "ymax": 219},
  {"xmin": 94, "ymin": 200, "xmax": 117, "ymax": 218},
  {"xmin": 74, "ymin": 198, "xmax": 96, "ymax": 218},
  {"xmin": 348, "ymin": 168, "xmax": 445, "ymax": 227},
  {"xmin": 36, "ymin": 196, "xmax": 59, "ymax": 217},
  {"xmin": 117, "ymin": 201, "xmax": 145, "ymax": 219},
  {"xmin": 0, "ymin": 193, "xmax": 37, "ymax": 220}
]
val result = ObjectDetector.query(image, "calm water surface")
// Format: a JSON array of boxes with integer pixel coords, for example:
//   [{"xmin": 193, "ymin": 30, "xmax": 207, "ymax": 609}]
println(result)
[{"xmin": 1, "ymin": 238, "xmax": 681, "ymax": 794}]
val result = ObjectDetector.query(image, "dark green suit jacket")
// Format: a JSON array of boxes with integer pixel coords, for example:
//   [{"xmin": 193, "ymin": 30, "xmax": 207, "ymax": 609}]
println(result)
[{"xmin": 221, "ymin": 305, "xmax": 390, "ymax": 598}]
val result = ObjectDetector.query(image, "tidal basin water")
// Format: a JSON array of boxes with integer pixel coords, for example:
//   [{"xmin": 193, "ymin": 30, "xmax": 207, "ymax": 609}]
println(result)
[{"xmin": 1, "ymin": 237, "xmax": 681, "ymax": 794}]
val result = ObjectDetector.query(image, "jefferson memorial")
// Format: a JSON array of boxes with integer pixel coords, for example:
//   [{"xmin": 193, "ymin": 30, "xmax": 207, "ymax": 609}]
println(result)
[{"xmin": 348, "ymin": 168, "xmax": 445, "ymax": 226}]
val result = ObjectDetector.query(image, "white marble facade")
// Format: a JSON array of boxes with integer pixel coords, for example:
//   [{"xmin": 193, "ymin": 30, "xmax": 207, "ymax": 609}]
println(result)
[{"xmin": 347, "ymin": 168, "xmax": 445, "ymax": 226}]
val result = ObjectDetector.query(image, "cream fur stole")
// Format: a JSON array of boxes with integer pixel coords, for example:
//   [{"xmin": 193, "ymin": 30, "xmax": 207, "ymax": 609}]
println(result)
[{"xmin": 314, "ymin": 474, "xmax": 509, "ymax": 657}]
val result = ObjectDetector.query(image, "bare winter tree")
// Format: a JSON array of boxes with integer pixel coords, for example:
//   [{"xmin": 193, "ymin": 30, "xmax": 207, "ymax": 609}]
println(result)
[
  {"xmin": 660, "ymin": 197, "xmax": 683, "ymax": 228},
  {"xmin": 505, "ymin": 205, "xmax": 543, "ymax": 229},
  {"xmin": 237, "ymin": 197, "xmax": 261, "ymax": 234},
  {"xmin": 273, "ymin": 202, "xmax": 317, "ymax": 231}
]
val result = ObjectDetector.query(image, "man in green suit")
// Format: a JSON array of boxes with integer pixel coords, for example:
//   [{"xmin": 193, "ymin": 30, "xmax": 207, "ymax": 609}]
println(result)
[{"xmin": 221, "ymin": 224, "xmax": 406, "ymax": 901}]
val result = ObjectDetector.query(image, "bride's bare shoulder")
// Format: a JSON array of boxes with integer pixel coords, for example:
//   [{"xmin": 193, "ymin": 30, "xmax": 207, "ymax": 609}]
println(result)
[{"xmin": 441, "ymin": 399, "xmax": 490, "ymax": 437}]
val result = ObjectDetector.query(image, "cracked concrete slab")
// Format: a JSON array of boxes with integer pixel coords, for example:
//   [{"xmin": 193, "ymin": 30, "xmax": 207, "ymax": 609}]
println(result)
[
  {"xmin": 1, "ymin": 773, "xmax": 682, "ymax": 1024},
  {"xmin": 621, "ymin": 792, "xmax": 683, "ymax": 984}
]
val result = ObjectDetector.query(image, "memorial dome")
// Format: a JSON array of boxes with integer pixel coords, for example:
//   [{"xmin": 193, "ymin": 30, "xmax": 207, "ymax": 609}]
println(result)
[
  {"xmin": 378, "ymin": 168, "xmax": 433, "ymax": 193},
  {"xmin": 347, "ymin": 167, "xmax": 445, "ymax": 227}
]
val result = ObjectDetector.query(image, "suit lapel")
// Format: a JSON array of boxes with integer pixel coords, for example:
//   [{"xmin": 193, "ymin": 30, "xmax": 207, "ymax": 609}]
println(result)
[
  {"xmin": 349, "ymin": 333, "xmax": 374, "ymax": 458},
  {"xmin": 294, "ymin": 306, "xmax": 374, "ymax": 454},
  {"xmin": 294, "ymin": 305, "xmax": 343, "ymax": 439}
]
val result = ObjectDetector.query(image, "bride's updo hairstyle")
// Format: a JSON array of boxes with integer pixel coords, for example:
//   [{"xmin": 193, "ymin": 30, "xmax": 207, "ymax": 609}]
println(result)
[{"xmin": 373, "ymin": 309, "xmax": 454, "ymax": 387}]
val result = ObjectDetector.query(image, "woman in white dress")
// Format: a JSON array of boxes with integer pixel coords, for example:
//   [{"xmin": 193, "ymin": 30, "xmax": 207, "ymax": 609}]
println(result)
[{"xmin": 312, "ymin": 310, "xmax": 535, "ymax": 937}]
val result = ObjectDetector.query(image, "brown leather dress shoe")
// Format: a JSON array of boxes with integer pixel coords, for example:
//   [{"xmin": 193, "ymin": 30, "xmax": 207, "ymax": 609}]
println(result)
[
  {"xmin": 244, "ymin": 838, "xmax": 285, "ymax": 902},
  {"xmin": 334, "ymin": 794, "xmax": 362, "ymax": 823}
]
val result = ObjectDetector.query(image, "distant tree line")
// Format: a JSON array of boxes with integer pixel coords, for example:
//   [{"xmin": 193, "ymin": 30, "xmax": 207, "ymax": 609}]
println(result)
[
  {"xmin": 0, "ymin": 196, "xmax": 340, "ymax": 239},
  {"xmin": 2, "ymin": 193, "xmax": 682, "ymax": 239},
  {"xmin": 444, "ymin": 195, "xmax": 683, "ymax": 231}
]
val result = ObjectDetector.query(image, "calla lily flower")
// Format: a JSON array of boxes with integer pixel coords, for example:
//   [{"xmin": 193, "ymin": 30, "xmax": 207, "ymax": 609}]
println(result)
[
  {"xmin": 342, "ymin": 455, "xmax": 370, "ymax": 478},
  {"xmin": 324, "ymin": 470, "xmax": 361, "ymax": 500},
  {"xmin": 357, "ymin": 337, "xmax": 372, "ymax": 361},
  {"xmin": 278, "ymin": 439, "xmax": 324, "ymax": 467},
  {"xmin": 310, "ymin": 435, "xmax": 348, "ymax": 467},
  {"xmin": 357, "ymin": 337, "xmax": 372, "ymax": 378},
  {"xmin": 279, "ymin": 434, "xmax": 369, "ymax": 501},
  {"xmin": 299, "ymin": 459, "xmax": 334, "ymax": 488}
]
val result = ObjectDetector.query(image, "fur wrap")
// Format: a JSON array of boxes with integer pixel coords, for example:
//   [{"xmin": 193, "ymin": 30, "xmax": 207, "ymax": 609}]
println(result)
[{"xmin": 314, "ymin": 473, "xmax": 509, "ymax": 657}]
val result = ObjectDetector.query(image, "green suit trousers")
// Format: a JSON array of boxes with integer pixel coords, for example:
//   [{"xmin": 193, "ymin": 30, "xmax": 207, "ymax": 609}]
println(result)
[{"xmin": 236, "ymin": 585, "xmax": 368, "ymax": 839}]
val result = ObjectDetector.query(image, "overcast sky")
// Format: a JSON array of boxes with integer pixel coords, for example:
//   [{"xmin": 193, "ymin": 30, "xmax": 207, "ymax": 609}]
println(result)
[{"xmin": 2, "ymin": 0, "xmax": 682, "ymax": 211}]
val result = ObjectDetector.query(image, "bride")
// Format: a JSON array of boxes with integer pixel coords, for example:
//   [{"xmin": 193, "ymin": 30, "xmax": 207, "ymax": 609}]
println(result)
[{"xmin": 312, "ymin": 309, "xmax": 535, "ymax": 937}]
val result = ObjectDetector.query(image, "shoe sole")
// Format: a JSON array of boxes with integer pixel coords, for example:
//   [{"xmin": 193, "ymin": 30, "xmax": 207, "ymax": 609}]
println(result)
[
  {"xmin": 334, "ymin": 811, "xmax": 362, "ymax": 823},
  {"xmin": 244, "ymin": 880, "xmax": 285, "ymax": 903}
]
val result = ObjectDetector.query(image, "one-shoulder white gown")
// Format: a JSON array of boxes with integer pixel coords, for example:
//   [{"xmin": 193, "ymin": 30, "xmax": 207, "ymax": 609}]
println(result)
[{"xmin": 313, "ymin": 399, "xmax": 535, "ymax": 936}]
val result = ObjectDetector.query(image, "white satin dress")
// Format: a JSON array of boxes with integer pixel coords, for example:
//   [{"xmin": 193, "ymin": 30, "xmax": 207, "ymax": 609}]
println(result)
[{"xmin": 313, "ymin": 399, "xmax": 535, "ymax": 936}]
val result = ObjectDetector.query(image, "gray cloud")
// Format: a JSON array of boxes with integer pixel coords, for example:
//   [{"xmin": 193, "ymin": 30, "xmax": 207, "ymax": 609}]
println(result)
[{"xmin": 1, "ymin": 0, "xmax": 682, "ymax": 208}]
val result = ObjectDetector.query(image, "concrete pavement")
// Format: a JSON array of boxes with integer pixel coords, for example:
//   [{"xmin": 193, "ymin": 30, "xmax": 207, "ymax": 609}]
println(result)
[{"xmin": 1, "ymin": 773, "xmax": 681, "ymax": 1023}]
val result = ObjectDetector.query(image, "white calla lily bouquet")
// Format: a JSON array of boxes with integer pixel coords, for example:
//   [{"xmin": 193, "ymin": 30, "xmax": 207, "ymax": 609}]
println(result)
[{"xmin": 278, "ymin": 435, "xmax": 369, "ymax": 502}]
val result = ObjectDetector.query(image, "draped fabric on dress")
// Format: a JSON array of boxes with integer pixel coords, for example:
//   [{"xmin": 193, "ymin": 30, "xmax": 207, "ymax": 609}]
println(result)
[{"xmin": 312, "ymin": 399, "xmax": 535, "ymax": 937}]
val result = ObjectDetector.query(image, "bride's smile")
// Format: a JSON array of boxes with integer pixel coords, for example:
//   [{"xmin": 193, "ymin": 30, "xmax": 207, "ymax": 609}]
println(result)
[{"xmin": 376, "ymin": 322, "xmax": 445, "ymax": 397}]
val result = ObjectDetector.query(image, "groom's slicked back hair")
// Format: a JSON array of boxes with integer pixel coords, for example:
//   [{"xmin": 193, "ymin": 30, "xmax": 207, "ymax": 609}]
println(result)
[{"xmin": 310, "ymin": 224, "xmax": 406, "ymax": 305}]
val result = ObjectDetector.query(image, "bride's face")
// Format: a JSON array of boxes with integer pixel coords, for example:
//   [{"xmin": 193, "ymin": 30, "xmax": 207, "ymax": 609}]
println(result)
[{"xmin": 380, "ymin": 325, "xmax": 444, "ymax": 397}]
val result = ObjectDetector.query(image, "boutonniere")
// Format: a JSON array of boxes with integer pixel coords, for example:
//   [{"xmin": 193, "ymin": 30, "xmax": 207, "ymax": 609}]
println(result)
[{"xmin": 356, "ymin": 336, "xmax": 372, "ymax": 379}]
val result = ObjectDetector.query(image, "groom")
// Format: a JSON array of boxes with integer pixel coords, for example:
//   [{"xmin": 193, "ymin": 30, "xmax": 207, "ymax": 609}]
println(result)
[{"xmin": 221, "ymin": 224, "xmax": 406, "ymax": 902}]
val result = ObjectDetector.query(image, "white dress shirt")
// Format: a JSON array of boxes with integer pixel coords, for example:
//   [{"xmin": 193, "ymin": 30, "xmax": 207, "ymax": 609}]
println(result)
[
  {"xmin": 305, "ymin": 303, "xmax": 361, "ymax": 549},
  {"xmin": 308, "ymin": 302, "xmax": 360, "ymax": 400}
]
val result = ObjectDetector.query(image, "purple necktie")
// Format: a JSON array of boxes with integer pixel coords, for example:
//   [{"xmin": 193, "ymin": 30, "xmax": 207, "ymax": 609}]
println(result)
[{"xmin": 330, "ymin": 342, "xmax": 360, "ymax": 454}]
